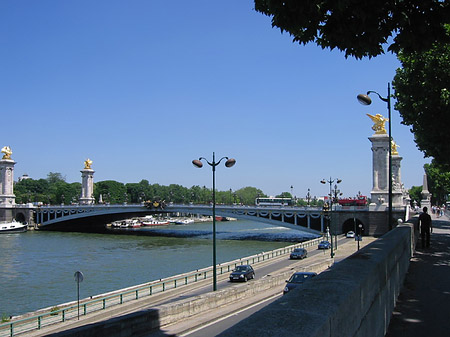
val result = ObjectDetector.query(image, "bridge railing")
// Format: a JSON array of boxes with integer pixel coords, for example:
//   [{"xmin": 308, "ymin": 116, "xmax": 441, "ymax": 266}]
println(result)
[{"xmin": 0, "ymin": 237, "xmax": 322, "ymax": 337}]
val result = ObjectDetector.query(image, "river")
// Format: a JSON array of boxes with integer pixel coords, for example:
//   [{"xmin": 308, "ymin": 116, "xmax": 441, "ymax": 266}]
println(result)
[{"xmin": 0, "ymin": 219, "xmax": 317, "ymax": 317}]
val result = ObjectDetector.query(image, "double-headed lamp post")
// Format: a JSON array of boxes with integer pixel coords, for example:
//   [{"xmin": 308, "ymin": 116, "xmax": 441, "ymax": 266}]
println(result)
[
  {"xmin": 357, "ymin": 83, "xmax": 393, "ymax": 230},
  {"xmin": 192, "ymin": 152, "xmax": 236, "ymax": 291},
  {"xmin": 321, "ymin": 177, "xmax": 342, "ymax": 258}
]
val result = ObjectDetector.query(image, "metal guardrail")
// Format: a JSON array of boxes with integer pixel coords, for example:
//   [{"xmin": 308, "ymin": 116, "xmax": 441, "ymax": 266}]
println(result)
[{"xmin": 0, "ymin": 237, "xmax": 322, "ymax": 336}]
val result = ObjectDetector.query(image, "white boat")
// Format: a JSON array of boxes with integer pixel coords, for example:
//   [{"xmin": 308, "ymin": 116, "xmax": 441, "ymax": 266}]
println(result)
[
  {"xmin": 109, "ymin": 221, "xmax": 123, "ymax": 228},
  {"xmin": 175, "ymin": 219, "xmax": 195, "ymax": 225},
  {"xmin": 0, "ymin": 220, "xmax": 27, "ymax": 233},
  {"xmin": 120, "ymin": 219, "xmax": 141, "ymax": 228},
  {"xmin": 140, "ymin": 216, "xmax": 169, "ymax": 226}
]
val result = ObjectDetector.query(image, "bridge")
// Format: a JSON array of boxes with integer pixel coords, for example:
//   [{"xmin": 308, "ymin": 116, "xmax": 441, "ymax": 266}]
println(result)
[{"xmin": 28, "ymin": 203, "xmax": 408, "ymax": 236}]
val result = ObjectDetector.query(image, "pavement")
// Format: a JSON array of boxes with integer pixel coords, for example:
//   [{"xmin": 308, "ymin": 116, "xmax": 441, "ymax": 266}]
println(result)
[{"xmin": 385, "ymin": 212, "xmax": 450, "ymax": 337}]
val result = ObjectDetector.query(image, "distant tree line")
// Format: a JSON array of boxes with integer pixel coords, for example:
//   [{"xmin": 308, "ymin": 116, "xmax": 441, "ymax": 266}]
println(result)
[
  {"xmin": 13, "ymin": 173, "xmax": 327, "ymax": 207},
  {"xmin": 18, "ymin": 170, "xmax": 450, "ymax": 208}
]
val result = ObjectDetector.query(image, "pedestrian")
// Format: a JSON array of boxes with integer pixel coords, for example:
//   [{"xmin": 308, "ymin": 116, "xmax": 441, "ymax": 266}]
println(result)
[{"xmin": 418, "ymin": 206, "xmax": 432, "ymax": 248}]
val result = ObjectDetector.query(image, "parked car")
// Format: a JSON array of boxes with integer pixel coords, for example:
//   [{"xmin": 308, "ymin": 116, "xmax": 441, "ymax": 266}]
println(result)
[
  {"xmin": 318, "ymin": 240, "xmax": 331, "ymax": 249},
  {"xmin": 346, "ymin": 231, "xmax": 355, "ymax": 238},
  {"xmin": 290, "ymin": 248, "xmax": 308, "ymax": 259},
  {"xmin": 229, "ymin": 265, "xmax": 255, "ymax": 282},
  {"xmin": 283, "ymin": 272, "xmax": 317, "ymax": 294}
]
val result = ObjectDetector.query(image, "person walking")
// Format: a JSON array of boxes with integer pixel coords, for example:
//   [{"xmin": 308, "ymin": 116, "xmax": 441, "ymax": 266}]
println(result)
[{"xmin": 418, "ymin": 206, "xmax": 432, "ymax": 248}]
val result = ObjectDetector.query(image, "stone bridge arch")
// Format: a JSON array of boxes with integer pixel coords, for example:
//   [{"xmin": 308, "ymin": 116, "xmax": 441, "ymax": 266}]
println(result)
[{"xmin": 341, "ymin": 217, "xmax": 366, "ymax": 235}]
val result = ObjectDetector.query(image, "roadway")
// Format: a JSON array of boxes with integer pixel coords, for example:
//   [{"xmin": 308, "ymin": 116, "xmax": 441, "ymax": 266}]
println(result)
[
  {"xmin": 151, "ymin": 236, "xmax": 376, "ymax": 337},
  {"xmin": 26, "ymin": 235, "xmax": 376, "ymax": 337}
]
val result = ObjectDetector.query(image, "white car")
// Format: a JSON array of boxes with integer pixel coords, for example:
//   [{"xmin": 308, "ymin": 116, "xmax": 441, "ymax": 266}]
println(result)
[{"xmin": 346, "ymin": 231, "xmax": 355, "ymax": 238}]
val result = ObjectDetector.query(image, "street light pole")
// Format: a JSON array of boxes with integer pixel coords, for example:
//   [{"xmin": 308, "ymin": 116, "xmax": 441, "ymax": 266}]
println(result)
[
  {"xmin": 321, "ymin": 177, "xmax": 342, "ymax": 258},
  {"xmin": 192, "ymin": 152, "xmax": 236, "ymax": 291},
  {"xmin": 357, "ymin": 83, "xmax": 393, "ymax": 230}
]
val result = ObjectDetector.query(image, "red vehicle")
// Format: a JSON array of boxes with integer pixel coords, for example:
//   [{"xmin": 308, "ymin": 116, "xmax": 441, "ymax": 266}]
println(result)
[{"xmin": 338, "ymin": 195, "xmax": 368, "ymax": 206}]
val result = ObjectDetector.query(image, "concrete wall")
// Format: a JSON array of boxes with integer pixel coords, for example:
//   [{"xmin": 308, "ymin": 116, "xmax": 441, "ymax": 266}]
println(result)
[{"xmin": 219, "ymin": 221, "xmax": 417, "ymax": 337}]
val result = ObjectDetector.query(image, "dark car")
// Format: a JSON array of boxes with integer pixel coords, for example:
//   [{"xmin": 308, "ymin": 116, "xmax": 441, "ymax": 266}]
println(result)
[
  {"xmin": 318, "ymin": 240, "xmax": 331, "ymax": 249},
  {"xmin": 229, "ymin": 265, "xmax": 255, "ymax": 282},
  {"xmin": 289, "ymin": 248, "xmax": 308, "ymax": 259},
  {"xmin": 283, "ymin": 272, "xmax": 317, "ymax": 294}
]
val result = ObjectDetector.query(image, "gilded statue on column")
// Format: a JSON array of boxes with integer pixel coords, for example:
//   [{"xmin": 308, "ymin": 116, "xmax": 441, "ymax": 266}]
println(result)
[
  {"xmin": 84, "ymin": 158, "xmax": 93, "ymax": 169},
  {"xmin": 1, "ymin": 146, "xmax": 12, "ymax": 160},
  {"xmin": 367, "ymin": 113, "xmax": 388, "ymax": 134},
  {"xmin": 391, "ymin": 140, "xmax": 399, "ymax": 155}
]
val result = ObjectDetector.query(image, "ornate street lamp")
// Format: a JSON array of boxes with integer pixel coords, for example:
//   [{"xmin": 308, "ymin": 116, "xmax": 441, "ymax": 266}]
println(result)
[
  {"xmin": 357, "ymin": 83, "xmax": 393, "ymax": 230},
  {"xmin": 192, "ymin": 152, "xmax": 236, "ymax": 291},
  {"xmin": 306, "ymin": 188, "xmax": 311, "ymax": 206},
  {"xmin": 321, "ymin": 177, "xmax": 342, "ymax": 258}
]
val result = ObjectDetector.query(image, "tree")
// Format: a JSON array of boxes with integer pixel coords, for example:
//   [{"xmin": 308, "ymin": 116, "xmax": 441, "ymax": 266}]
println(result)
[
  {"xmin": 94, "ymin": 180, "xmax": 126, "ymax": 204},
  {"xmin": 424, "ymin": 161, "xmax": 450, "ymax": 205},
  {"xmin": 408, "ymin": 185, "xmax": 422, "ymax": 206},
  {"xmin": 393, "ymin": 28, "xmax": 450, "ymax": 167},
  {"xmin": 47, "ymin": 172, "xmax": 66, "ymax": 184},
  {"xmin": 276, "ymin": 192, "xmax": 292, "ymax": 199},
  {"xmin": 234, "ymin": 187, "xmax": 265, "ymax": 205},
  {"xmin": 254, "ymin": 0, "xmax": 450, "ymax": 58}
]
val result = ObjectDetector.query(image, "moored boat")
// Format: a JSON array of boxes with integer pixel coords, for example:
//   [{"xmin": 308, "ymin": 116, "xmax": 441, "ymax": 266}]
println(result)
[
  {"xmin": 140, "ymin": 216, "xmax": 169, "ymax": 226},
  {"xmin": 120, "ymin": 219, "xmax": 141, "ymax": 228},
  {"xmin": 175, "ymin": 218, "xmax": 195, "ymax": 225},
  {"xmin": 0, "ymin": 220, "xmax": 27, "ymax": 234}
]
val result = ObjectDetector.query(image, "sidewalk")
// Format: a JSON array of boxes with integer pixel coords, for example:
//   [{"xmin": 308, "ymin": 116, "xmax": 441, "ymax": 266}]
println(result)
[{"xmin": 385, "ymin": 213, "xmax": 450, "ymax": 337}]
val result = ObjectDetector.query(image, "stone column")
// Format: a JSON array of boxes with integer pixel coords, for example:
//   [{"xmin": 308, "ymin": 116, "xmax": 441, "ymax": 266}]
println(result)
[
  {"xmin": 0, "ymin": 155, "xmax": 16, "ymax": 206},
  {"xmin": 421, "ymin": 172, "xmax": 431, "ymax": 209},
  {"xmin": 369, "ymin": 134, "xmax": 389, "ymax": 207},
  {"xmin": 391, "ymin": 153, "xmax": 405, "ymax": 206},
  {"xmin": 79, "ymin": 159, "xmax": 95, "ymax": 205}
]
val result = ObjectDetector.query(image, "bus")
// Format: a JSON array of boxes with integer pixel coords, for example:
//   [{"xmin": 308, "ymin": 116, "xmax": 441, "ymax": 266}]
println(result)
[
  {"xmin": 338, "ymin": 195, "xmax": 368, "ymax": 206},
  {"xmin": 255, "ymin": 197, "xmax": 293, "ymax": 206}
]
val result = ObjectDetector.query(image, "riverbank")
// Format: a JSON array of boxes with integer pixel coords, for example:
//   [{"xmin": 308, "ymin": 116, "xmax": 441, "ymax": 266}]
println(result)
[
  {"xmin": 1, "ymin": 237, "xmax": 323, "ymax": 336},
  {"xmin": 0, "ymin": 220, "xmax": 315, "ymax": 317}
]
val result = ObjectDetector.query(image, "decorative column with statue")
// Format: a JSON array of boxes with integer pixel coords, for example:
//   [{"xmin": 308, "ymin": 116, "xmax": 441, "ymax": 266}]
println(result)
[
  {"xmin": 0, "ymin": 146, "xmax": 16, "ymax": 206},
  {"xmin": 367, "ymin": 114, "xmax": 404, "ymax": 210},
  {"xmin": 79, "ymin": 159, "xmax": 95, "ymax": 205}
]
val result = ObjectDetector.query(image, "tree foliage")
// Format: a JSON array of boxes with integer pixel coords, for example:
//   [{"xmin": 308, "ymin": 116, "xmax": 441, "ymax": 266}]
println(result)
[
  {"xmin": 408, "ymin": 185, "xmax": 422, "ymax": 206},
  {"xmin": 254, "ymin": 0, "xmax": 450, "ymax": 58},
  {"xmin": 276, "ymin": 192, "xmax": 292, "ymax": 199},
  {"xmin": 13, "ymin": 175, "xmax": 272, "ymax": 206},
  {"xmin": 393, "ymin": 28, "xmax": 450, "ymax": 167},
  {"xmin": 424, "ymin": 161, "xmax": 450, "ymax": 205},
  {"xmin": 234, "ymin": 186, "xmax": 266, "ymax": 205}
]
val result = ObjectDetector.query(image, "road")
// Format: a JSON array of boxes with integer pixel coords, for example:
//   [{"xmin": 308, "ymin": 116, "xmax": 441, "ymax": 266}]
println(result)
[{"xmin": 150, "ymin": 236, "xmax": 375, "ymax": 337}]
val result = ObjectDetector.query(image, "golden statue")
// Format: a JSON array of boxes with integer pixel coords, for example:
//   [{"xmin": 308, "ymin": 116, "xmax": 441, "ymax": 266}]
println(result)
[
  {"xmin": 367, "ymin": 113, "xmax": 389, "ymax": 134},
  {"xmin": 391, "ymin": 140, "xmax": 399, "ymax": 155},
  {"xmin": 84, "ymin": 158, "xmax": 93, "ymax": 169},
  {"xmin": 1, "ymin": 146, "xmax": 12, "ymax": 160}
]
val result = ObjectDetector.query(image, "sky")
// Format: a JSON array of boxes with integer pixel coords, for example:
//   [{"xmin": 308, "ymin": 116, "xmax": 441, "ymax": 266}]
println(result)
[{"xmin": 0, "ymin": 1, "xmax": 430, "ymax": 200}]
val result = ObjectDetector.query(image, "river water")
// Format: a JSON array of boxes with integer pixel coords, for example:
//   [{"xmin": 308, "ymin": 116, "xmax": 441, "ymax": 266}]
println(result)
[{"xmin": 0, "ymin": 219, "xmax": 317, "ymax": 317}]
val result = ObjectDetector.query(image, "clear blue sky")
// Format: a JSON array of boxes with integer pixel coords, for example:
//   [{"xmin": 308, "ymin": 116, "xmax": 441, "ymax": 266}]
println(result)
[{"xmin": 1, "ymin": 1, "xmax": 429, "ymax": 200}]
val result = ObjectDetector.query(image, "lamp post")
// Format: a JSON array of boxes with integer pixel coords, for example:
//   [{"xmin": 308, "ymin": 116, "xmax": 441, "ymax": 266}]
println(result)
[
  {"xmin": 306, "ymin": 188, "xmax": 311, "ymax": 207},
  {"xmin": 321, "ymin": 177, "xmax": 342, "ymax": 258},
  {"xmin": 192, "ymin": 152, "xmax": 236, "ymax": 291},
  {"xmin": 357, "ymin": 83, "xmax": 393, "ymax": 230},
  {"xmin": 331, "ymin": 184, "xmax": 342, "ymax": 249}
]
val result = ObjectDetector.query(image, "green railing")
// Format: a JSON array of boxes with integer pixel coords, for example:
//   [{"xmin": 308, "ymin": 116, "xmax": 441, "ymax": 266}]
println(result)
[{"xmin": 0, "ymin": 237, "xmax": 322, "ymax": 337}]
